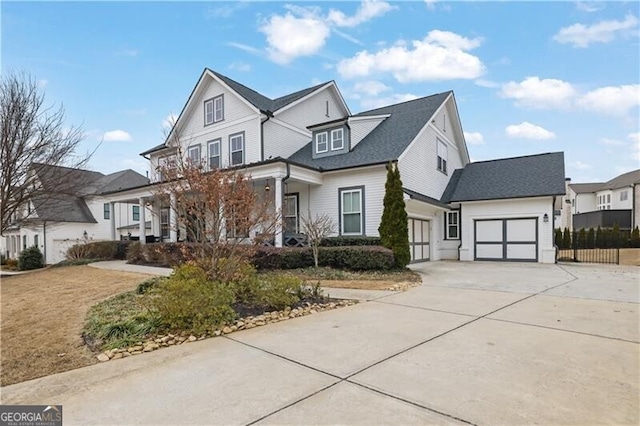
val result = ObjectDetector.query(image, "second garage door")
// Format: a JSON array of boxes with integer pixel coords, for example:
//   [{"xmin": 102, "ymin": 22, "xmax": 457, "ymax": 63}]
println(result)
[
  {"xmin": 474, "ymin": 218, "xmax": 538, "ymax": 262},
  {"xmin": 408, "ymin": 218, "xmax": 430, "ymax": 263}
]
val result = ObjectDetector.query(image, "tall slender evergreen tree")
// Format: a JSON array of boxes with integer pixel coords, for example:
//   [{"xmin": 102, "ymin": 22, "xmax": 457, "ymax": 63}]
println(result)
[{"xmin": 379, "ymin": 162, "xmax": 410, "ymax": 267}]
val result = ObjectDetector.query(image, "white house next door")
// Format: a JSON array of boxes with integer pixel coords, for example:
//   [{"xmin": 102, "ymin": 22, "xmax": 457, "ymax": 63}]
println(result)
[
  {"xmin": 474, "ymin": 218, "xmax": 538, "ymax": 262},
  {"xmin": 408, "ymin": 218, "xmax": 430, "ymax": 263}
]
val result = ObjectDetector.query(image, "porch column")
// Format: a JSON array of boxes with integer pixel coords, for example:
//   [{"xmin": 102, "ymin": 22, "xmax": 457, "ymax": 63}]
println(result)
[
  {"xmin": 110, "ymin": 202, "xmax": 116, "ymax": 241},
  {"xmin": 138, "ymin": 198, "xmax": 146, "ymax": 245},
  {"xmin": 275, "ymin": 176, "xmax": 283, "ymax": 247},
  {"xmin": 151, "ymin": 201, "xmax": 160, "ymax": 240},
  {"xmin": 169, "ymin": 193, "xmax": 178, "ymax": 242}
]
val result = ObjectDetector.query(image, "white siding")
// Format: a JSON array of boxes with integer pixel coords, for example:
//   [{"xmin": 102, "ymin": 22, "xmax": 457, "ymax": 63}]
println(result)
[
  {"xmin": 405, "ymin": 199, "xmax": 457, "ymax": 261},
  {"xmin": 307, "ymin": 166, "xmax": 386, "ymax": 237},
  {"xmin": 263, "ymin": 120, "xmax": 310, "ymax": 160},
  {"xmin": 275, "ymin": 88, "xmax": 347, "ymax": 130},
  {"xmin": 399, "ymin": 125, "xmax": 464, "ymax": 200},
  {"xmin": 612, "ymin": 187, "xmax": 633, "ymax": 210},
  {"xmin": 459, "ymin": 197, "xmax": 556, "ymax": 264},
  {"xmin": 349, "ymin": 117, "xmax": 386, "ymax": 149},
  {"xmin": 431, "ymin": 106, "xmax": 457, "ymax": 139},
  {"xmin": 574, "ymin": 193, "xmax": 596, "ymax": 214}
]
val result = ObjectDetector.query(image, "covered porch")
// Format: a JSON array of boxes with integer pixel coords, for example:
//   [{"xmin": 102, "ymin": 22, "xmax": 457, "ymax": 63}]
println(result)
[{"xmin": 104, "ymin": 161, "xmax": 323, "ymax": 247}]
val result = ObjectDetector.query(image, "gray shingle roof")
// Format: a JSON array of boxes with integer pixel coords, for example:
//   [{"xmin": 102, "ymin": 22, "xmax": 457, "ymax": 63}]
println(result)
[
  {"xmin": 442, "ymin": 152, "xmax": 566, "ymax": 202},
  {"xmin": 570, "ymin": 182, "xmax": 605, "ymax": 194},
  {"xmin": 209, "ymin": 69, "xmax": 330, "ymax": 113},
  {"xmin": 570, "ymin": 169, "xmax": 640, "ymax": 193},
  {"xmin": 287, "ymin": 92, "xmax": 451, "ymax": 171},
  {"xmin": 30, "ymin": 164, "xmax": 148, "ymax": 223}
]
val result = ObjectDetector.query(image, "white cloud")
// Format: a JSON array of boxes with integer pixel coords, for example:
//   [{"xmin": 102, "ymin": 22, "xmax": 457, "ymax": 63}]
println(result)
[
  {"xmin": 206, "ymin": 2, "xmax": 248, "ymax": 19},
  {"xmin": 226, "ymin": 42, "xmax": 261, "ymax": 55},
  {"xmin": 162, "ymin": 113, "xmax": 178, "ymax": 130},
  {"xmin": 353, "ymin": 80, "xmax": 390, "ymax": 96},
  {"xmin": 499, "ymin": 77, "xmax": 576, "ymax": 109},
  {"xmin": 360, "ymin": 93, "xmax": 418, "ymax": 110},
  {"xmin": 424, "ymin": 0, "xmax": 438, "ymax": 11},
  {"xmin": 337, "ymin": 30, "xmax": 485, "ymax": 82},
  {"xmin": 328, "ymin": 0, "xmax": 394, "ymax": 27},
  {"xmin": 553, "ymin": 14, "xmax": 638, "ymax": 48},
  {"xmin": 260, "ymin": 11, "xmax": 331, "ymax": 64},
  {"xmin": 228, "ymin": 61, "xmax": 251, "ymax": 72},
  {"xmin": 474, "ymin": 78, "xmax": 499, "ymax": 88},
  {"xmin": 464, "ymin": 131, "xmax": 485, "ymax": 145},
  {"xmin": 576, "ymin": 2, "xmax": 605, "ymax": 13},
  {"xmin": 103, "ymin": 130, "xmax": 132, "ymax": 142},
  {"xmin": 628, "ymin": 132, "xmax": 640, "ymax": 144},
  {"xmin": 600, "ymin": 137, "xmax": 626, "ymax": 146},
  {"xmin": 630, "ymin": 132, "xmax": 640, "ymax": 161},
  {"xmin": 505, "ymin": 122, "xmax": 556, "ymax": 140},
  {"xmin": 576, "ymin": 84, "xmax": 640, "ymax": 116},
  {"xmin": 572, "ymin": 161, "xmax": 592, "ymax": 170}
]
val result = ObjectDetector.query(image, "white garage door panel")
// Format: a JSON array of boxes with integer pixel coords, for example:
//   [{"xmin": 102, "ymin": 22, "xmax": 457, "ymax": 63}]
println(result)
[
  {"xmin": 474, "ymin": 218, "xmax": 538, "ymax": 262},
  {"xmin": 507, "ymin": 244, "xmax": 537, "ymax": 259},
  {"xmin": 476, "ymin": 244, "xmax": 503, "ymax": 259},
  {"xmin": 408, "ymin": 218, "xmax": 430, "ymax": 263},
  {"xmin": 476, "ymin": 220, "xmax": 503, "ymax": 242},
  {"xmin": 507, "ymin": 219, "xmax": 537, "ymax": 242}
]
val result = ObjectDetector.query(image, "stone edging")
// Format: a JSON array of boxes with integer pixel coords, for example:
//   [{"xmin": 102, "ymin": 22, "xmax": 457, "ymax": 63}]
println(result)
[{"xmin": 96, "ymin": 299, "xmax": 358, "ymax": 362}]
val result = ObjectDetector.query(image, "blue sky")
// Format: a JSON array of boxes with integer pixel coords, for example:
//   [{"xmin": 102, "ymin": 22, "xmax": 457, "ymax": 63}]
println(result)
[{"xmin": 3, "ymin": 1, "xmax": 639, "ymax": 183}]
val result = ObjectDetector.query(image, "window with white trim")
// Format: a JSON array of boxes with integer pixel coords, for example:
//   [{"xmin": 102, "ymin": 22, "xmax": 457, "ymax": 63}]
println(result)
[
  {"xmin": 620, "ymin": 190, "xmax": 628, "ymax": 202},
  {"xmin": 204, "ymin": 95, "xmax": 224, "ymax": 125},
  {"xmin": 284, "ymin": 194, "xmax": 298, "ymax": 233},
  {"xmin": 230, "ymin": 133, "xmax": 244, "ymax": 166},
  {"xmin": 597, "ymin": 193, "xmax": 611, "ymax": 210},
  {"xmin": 132, "ymin": 205, "xmax": 140, "ymax": 221},
  {"xmin": 340, "ymin": 188, "xmax": 363, "ymax": 235},
  {"xmin": 103, "ymin": 203, "xmax": 110, "ymax": 220},
  {"xmin": 187, "ymin": 145, "xmax": 201, "ymax": 165},
  {"xmin": 208, "ymin": 139, "xmax": 221, "ymax": 170},
  {"xmin": 446, "ymin": 211, "xmax": 459, "ymax": 239},
  {"xmin": 437, "ymin": 139, "xmax": 448, "ymax": 174},
  {"xmin": 331, "ymin": 128, "xmax": 344, "ymax": 150},
  {"xmin": 34, "ymin": 234, "xmax": 39, "ymax": 247},
  {"xmin": 316, "ymin": 132, "xmax": 328, "ymax": 153}
]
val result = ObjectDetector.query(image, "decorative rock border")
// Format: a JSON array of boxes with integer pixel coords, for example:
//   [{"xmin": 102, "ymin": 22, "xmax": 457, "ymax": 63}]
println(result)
[{"xmin": 96, "ymin": 299, "xmax": 358, "ymax": 362}]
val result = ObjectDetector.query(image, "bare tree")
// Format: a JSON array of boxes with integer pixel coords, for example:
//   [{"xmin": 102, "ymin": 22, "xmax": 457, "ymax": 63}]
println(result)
[
  {"xmin": 153, "ymin": 149, "xmax": 278, "ymax": 281},
  {"xmin": 0, "ymin": 71, "xmax": 92, "ymax": 233},
  {"xmin": 300, "ymin": 212, "xmax": 336, "ymax": 268}
]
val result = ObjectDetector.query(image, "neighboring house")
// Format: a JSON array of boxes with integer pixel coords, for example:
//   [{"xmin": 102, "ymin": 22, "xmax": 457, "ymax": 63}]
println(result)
[
  {"xmin": 2, "ymin": 164, "xmax": 149, "ymax": 264},
  {"xmin": 102, "ymin": 68, "xmax": 566, "ymax": 263},
  {"xmin": 556, "ymin": 169, "xmax": 640, "ymax": 231}
]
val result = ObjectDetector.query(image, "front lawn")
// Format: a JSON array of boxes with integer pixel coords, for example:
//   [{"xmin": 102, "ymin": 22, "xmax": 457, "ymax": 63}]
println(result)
[{"xmin": 0, "ymin": 266, "xmax": 153, "ymax": 386}]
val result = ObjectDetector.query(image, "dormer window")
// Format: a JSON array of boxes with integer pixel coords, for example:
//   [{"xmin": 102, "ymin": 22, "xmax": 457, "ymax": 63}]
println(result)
[
  {"xmin": 331, "ymin": 129, "xmax": 344, "ymax": 150},
  {"xmin": 204, "ymin": 95, "xmax": 224, "ymax": 126},
  {"xmin": 316, "ymin": 132, "xmax": 328, "ymax": 153}
]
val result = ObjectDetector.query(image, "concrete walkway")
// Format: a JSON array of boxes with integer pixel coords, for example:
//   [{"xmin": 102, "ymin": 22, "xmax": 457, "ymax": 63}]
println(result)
[{"xmin": 2, "ymin": 261, "xmax": 638, "ymax": 425}]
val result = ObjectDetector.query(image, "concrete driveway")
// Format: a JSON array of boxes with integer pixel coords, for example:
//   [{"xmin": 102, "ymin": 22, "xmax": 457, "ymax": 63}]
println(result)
[{"xmin": 1, "ymin": 262, "xmax": 638, "ymax": 425}]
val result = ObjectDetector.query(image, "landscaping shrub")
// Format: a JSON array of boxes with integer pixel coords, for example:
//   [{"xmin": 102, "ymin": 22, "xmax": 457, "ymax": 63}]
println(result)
[
  {"xmin": 252, "ymin": 246, "xmax": 314, "ymax": 270},
  {"xmin": 151, "ymin": 264, "xmax": 236, "ymax": 335},
  {"xmin": 319, "ymin": 236, "xmax": 382, "ymax": 246},
  {"xmin": 232, "ymin": 266, "xmax": 303, "ymax": 311},
  {"xmin": 18, "ymin": 246, "xmax": 44, "ymax": 271},
  {"xmin": 125, "ymin": 242, "xmax": 198, "ymax": 267},
  {"xmin": 0, "ymin": 254, "xmax": 6, "ymax": 266},
  {"xmin": 631, "ymin": 226, "xmax": 640, "ymax": 248},
  {"xmin": 319, "ymin": 246, "xmax": 395, "ymax": 270},
  {"xmin": 5, "ymin": 258, "xmax": 18, "ymax": 269},
  {"xmin": 554, "ymin": 228, "xmax": 562, "ymax": 248},
  {"xmin": 67, "ymin": 240, "xmax": 130, "ymax": 261},
  {"xmin": 378, "ymin": 163, "xmax": 410, "ymax": 267},
  {"xmin": 562, "ymin": 227, "xmax": 571, "ymax": 249},
  {"xmin": 135, "ymin": 276, "xmax": 167, "ymax": 295}
]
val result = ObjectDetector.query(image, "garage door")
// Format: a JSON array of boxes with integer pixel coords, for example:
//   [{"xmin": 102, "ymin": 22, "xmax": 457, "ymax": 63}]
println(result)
[
  {"xmin": 474, "ymin": 218, "xmax": 538, "ymax": 262},
  {"xmin": 408, "ymin": 218, "xmax": 430, "ymax": 262}
]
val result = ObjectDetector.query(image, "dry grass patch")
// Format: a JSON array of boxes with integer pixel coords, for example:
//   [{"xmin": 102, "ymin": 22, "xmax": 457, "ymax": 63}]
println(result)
[
  {"xmin": 0, "ymin": 266, "xmax": 151, "ymax": 386},
  {"xmin": 260, "ymin": 267, "xmax": 421, "ymax": 291}
]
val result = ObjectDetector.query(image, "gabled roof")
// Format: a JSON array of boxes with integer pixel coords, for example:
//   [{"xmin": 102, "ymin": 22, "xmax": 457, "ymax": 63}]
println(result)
[
  {"xmin": 287, "ymin": 92, "xmax": 451, "ymax": 171},
  {"xmin": 570, "ymin": 169, "xmax": 640, "ymax": 193},
  {"xmin": 442, "ymin": 152, "xmax": 566, "ymax": 202},
  {"xmin": 28, "ymin": 164, "xmax": 148, "ymax": 223}
]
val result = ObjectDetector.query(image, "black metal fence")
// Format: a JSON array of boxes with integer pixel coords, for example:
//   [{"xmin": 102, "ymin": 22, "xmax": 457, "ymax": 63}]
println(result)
[{"xmin": 557, "ymin": 248, "xmax": 619, "ymax": 265}]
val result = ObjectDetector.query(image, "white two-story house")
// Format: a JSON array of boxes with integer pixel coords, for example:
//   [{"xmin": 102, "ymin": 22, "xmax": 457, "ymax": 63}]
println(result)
[{"xmin": 104, "ymin": 68, "xmax": 566, "ymax": 263}]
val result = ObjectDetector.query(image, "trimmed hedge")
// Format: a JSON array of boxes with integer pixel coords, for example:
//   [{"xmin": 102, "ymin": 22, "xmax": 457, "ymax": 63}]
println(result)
[
  {"xmin": 319, "ymin": 236, "xmax": 382, "ymax": 246},
  {"xmin": 126, "ymin": 242, "xmax": 396, "ymax": 271},
  {"xmin": 66, "ymin": 240, "xmax": 131, "ymax": 261},
  {"xmin": 19, "ymin": 246, "xmax": 44, "ymax": 271}
]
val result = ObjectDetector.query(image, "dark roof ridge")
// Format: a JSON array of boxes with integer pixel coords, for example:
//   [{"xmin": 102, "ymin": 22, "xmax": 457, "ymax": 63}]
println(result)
[
  {"xmin": 469, "ymin": 151, "xmax": 564, "ymax": 165},
  {"xmin": 355, "ymin": 90, "xmax": 452, "ymax": 115},
  {"xmin": 208, "ymin": 69, "xmax": 272, "ymax": 104},
  {"xmin": 31, "ymin": 162, "xmax": 104, "ymax": 176},
  {"xmin": 272, "ymin": 80, "xmax": 332, "ymax": 103}
]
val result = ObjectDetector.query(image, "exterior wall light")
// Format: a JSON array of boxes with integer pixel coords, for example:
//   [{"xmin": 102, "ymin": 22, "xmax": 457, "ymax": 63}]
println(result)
[{"xmin": 543, "ymin": 213, "xmax": 549, "ymax": 223}]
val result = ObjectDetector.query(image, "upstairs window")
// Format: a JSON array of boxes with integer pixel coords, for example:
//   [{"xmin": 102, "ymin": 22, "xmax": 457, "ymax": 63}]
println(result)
[
  {"xmin": 204, "ymin": 95, "xmax": 224, "ymax": 125},
  {"xmin": 331, "ymin": 128, "xmax": 344, "ymax": 150},
  {"xmin": 316, "ymin": 132, "xmax": 328, "ymax": 153},
  {"xmin": 230, "ymin": 133, "xmax": 244, "ymax": 166},
  {"xmin": 621, "ymin": 190, "xmax": 628, "ymax": 202},
  {"xmin": 446, "ymin": 211, "xmax": 459, "ymax": 239},
  {"xmin": 208, "ymin": 139, "xmax": 221, "ymax": 170},
  {"xmin": 103, "ymin": 203, "xmax": 110, "ymax": 220},
  {"xmin": 187, "ymin": 145, "xmax": 201, "ymax": 165},
  {"xmin": 437, "ymin": 139, "xmax": 448, "ymax": 174},
  {"xmin": 132, "ymin": 205, "xmax": 140, "ymax": 221}
]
